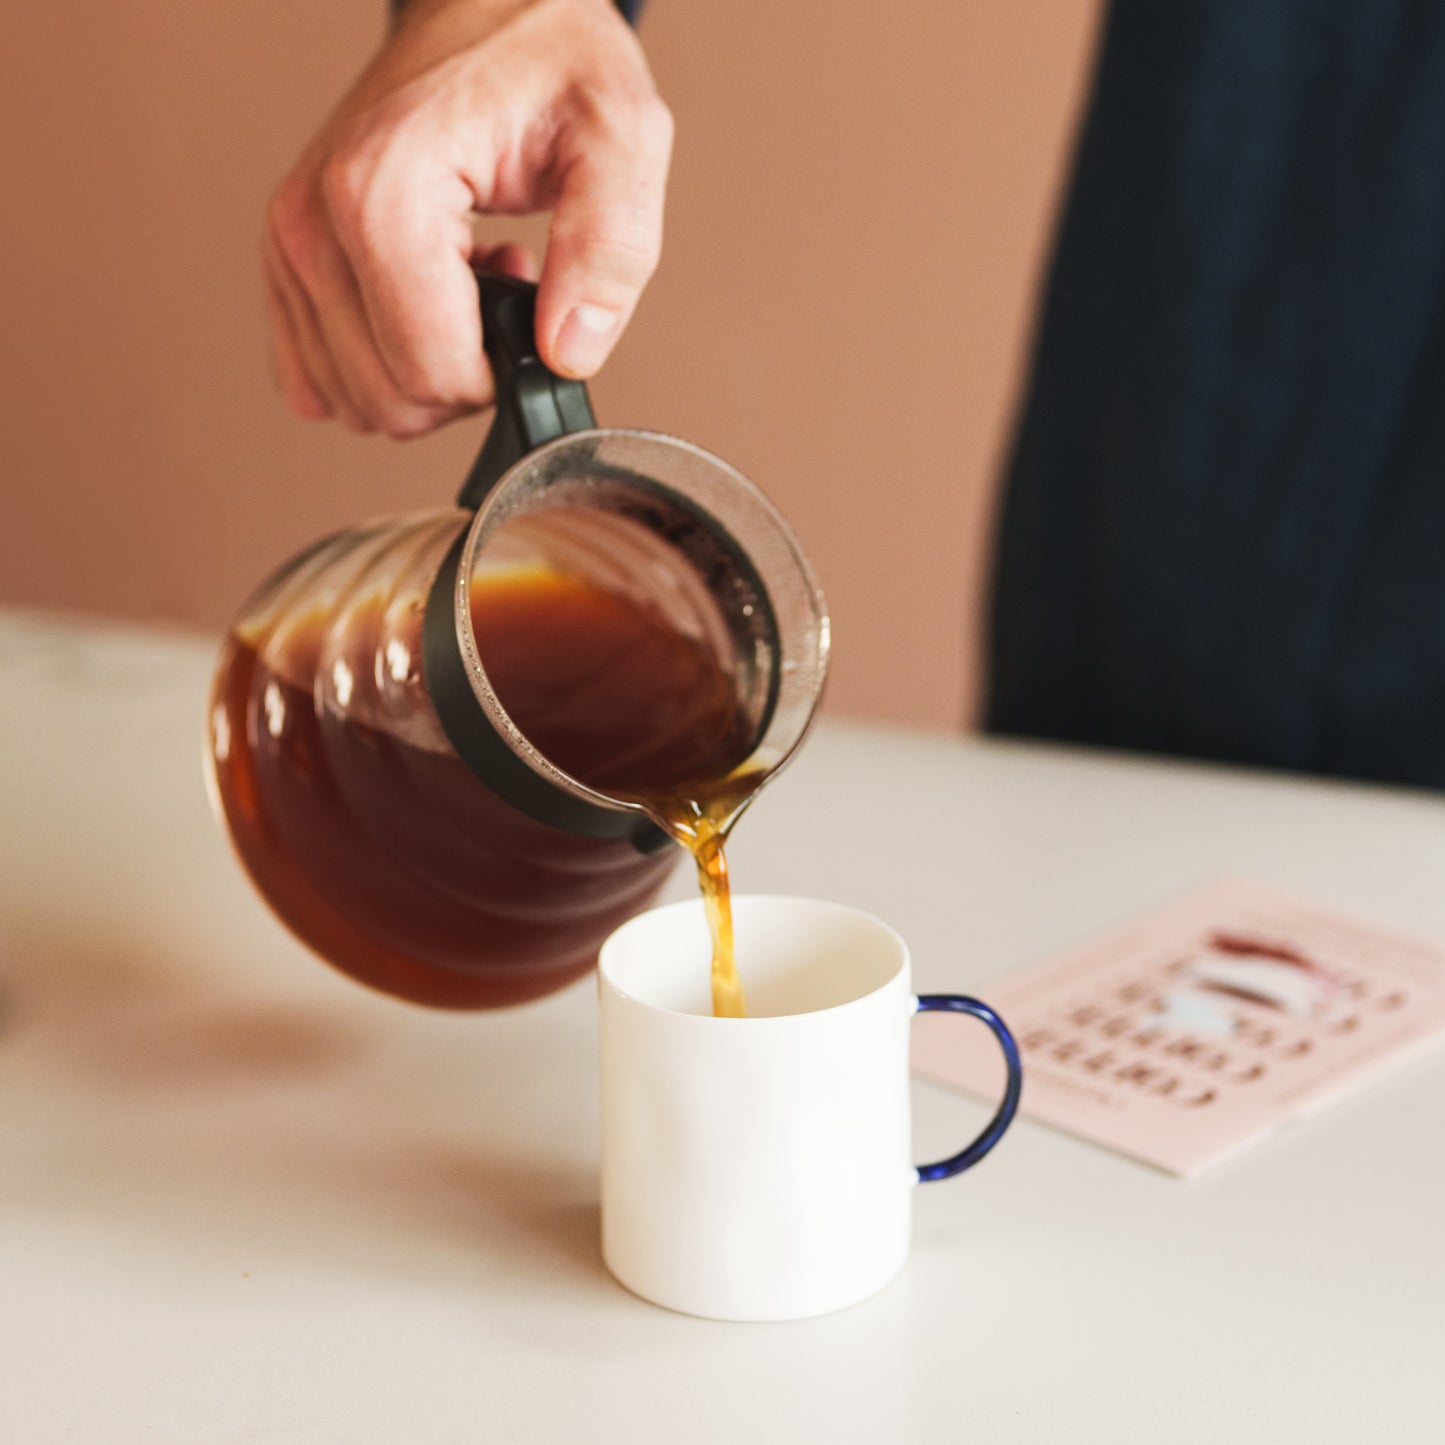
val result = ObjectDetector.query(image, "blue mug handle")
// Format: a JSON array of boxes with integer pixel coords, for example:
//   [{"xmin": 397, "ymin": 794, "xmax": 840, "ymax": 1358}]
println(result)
[{"xmin": 913, "ymin": 995, "xmax": 1023, "ymax": 1183}]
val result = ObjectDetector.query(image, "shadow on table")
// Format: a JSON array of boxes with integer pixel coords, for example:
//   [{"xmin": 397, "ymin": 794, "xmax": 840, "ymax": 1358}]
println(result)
[
  {"xmin": 0, "ymin": 910, "xmax": 367, "ymax": 1086},
  {"xmin": 0, "ymin": 912, "xmax": 614, "ymax": 1302}
]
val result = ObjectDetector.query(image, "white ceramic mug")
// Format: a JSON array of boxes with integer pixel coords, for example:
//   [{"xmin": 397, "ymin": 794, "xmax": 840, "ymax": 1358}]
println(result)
[{"xmin": 598, "ymin": 895, "xmax": 1022, "ymax": 1322}]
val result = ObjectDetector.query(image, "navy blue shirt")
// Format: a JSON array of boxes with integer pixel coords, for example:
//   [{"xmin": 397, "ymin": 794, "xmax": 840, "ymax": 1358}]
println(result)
[{"xmin": 989, "ymin": 0, "xmax": 1445, "ymax": 789}]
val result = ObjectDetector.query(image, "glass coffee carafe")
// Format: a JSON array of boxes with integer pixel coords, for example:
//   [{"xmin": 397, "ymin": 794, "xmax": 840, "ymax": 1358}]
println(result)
[{"xmin": 206, "ymin": 275, "xmax": 828, "ymax": 1009}]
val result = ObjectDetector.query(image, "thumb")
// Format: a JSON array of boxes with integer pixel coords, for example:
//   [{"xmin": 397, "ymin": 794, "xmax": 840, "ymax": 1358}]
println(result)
[{"xmin": 534, "ymin": 98, "xmax": 672, "ymax": 378}]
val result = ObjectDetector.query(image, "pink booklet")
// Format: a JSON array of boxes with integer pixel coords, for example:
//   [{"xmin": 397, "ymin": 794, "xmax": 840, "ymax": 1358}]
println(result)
[{"xmin": 913, "ymin": 879, "xmax": 1445, "ymax": 1177}]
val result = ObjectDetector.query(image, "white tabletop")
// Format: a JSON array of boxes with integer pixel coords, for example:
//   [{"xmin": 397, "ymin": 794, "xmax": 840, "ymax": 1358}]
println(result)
[{"xmin": 2, "ymin": 610, "xmax": 1443, "ymax": 1443}]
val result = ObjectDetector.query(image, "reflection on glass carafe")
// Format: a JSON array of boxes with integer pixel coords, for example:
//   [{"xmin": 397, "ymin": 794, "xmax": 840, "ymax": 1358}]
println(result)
[{"xmin": 206, "ymin": 276, "xmax": 828, "ymax": 1009}]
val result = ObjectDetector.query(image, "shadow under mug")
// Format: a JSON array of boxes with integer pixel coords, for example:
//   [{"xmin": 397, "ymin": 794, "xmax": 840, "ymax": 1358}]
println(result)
[{"xmin": 598, "ymin": 895, "xmax": 1023, "ymax": 1322}]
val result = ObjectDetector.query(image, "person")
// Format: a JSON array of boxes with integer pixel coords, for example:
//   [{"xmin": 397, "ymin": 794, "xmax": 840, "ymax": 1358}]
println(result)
[{"xmin": 264, "ymin": 0, "xmax": 1445, "ymax": 790}]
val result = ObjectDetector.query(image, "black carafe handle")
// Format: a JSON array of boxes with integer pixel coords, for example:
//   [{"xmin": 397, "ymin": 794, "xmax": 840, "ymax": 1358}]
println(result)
[{"xmin": 457, "ymin": 274, "xmax": 597, "ymax": 510}]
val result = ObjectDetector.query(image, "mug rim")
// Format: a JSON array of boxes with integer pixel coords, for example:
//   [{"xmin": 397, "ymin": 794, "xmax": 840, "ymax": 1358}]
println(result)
[{"xmin": 597, "ymin": 893, "xmax": 911, "ymax": 1026}]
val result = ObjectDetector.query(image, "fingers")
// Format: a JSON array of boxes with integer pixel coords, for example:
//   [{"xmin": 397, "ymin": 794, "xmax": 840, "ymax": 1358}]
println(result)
[
  {"xmin": 535, "ymin": 91, "xmax": 673, "ymax": 379},
  {"xmin": 264, "ymin": 169, "xmax": 549, "ymax": 436},
  {"xmin": 265, "ymin": 226, "xmax": 367, "ymax": 427},
  {"xmin": 322, "ymin": 150, "xmax": 494, "ymax": 417},
  {"xmin": 258, "ymin": 0, "xmax": 674, "ymax": 434},
  {"xmin": 263, "ymin": 264, "xmax": 330, "ymax": 422},
  {"xmin": 265, "ymin": 164, "xmax": 481, "ymax": 438}
]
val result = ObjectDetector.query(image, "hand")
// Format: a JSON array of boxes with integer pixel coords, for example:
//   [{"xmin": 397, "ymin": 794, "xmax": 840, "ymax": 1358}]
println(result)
[{"xmin": 263, "ymin": 0, "xmax": 673, "ymax": 437}]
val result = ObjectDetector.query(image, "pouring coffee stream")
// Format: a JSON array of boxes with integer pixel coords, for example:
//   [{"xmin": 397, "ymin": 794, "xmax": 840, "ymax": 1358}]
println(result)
[
  {"xmin": 207, "ymin": 274, "xmax": 828, "ymax": 1016},
  {"xmin": 633, "ymin": 775, "xmax": 757, "ymax": 1017}
]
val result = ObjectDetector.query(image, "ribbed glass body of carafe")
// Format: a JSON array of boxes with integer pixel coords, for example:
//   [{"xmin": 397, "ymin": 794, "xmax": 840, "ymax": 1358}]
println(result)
[{"xmin": 206, "ymin": 508, "xmax": 679, "ymax": 1009}]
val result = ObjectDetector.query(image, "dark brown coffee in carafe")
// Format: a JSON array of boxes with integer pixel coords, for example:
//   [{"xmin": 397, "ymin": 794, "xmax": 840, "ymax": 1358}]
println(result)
[{"xmin": 209, "ymin": 567, "xmax": 757, "ymax": 1010}]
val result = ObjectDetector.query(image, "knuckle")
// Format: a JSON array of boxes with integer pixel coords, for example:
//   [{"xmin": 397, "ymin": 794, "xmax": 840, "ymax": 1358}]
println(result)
[
  {"xmin": 578, "ymin": 78, "xmax": 673, "ymax": 155},
  {"xmin": 378, "ymin": 409, "xmax": 436, "ymax": 442},
  {"xmin": 589, "ymin": 224, "xmax": 661, "ymax": 288},
  {"xmin": 353, "ymin": 386, "xmax": 441, "ymax": 440},
  {"xmin": 265, "ymin": 181, "xmax": 305, "ymax": 240},
  {"xmin": 389, "ymin": 358, "xmax": 449, "ymax": 410},
  {"xmin": 550, "ymin": 225, "xmax": 660, "ymax": 299},
  {"xmin": 390, "ymin": 355, "xmax": 483, "ymax": 412},
  {"xmin": 318, "ymin": 148, "xmax": 374, "ymax": 238},
  {"xmin": 320, "ymin": 120, "xmax": 416, "ymax": 246},
  {"xmin": 640, "ymin": 93, "xmax": 674, "ymax": 152},
  {"xmin": 268, "ymin": 184, "xmax": 328, "ymax": 281}
]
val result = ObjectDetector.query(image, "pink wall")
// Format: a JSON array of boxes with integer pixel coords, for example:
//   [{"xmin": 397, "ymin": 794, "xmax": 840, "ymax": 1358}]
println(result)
[{"xmin": 1, "ymin": 1, "xmax": 1100, "ymax": 728}]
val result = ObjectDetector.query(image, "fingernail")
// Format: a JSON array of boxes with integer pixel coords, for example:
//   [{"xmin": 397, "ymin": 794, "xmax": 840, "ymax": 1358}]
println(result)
[{"xmin": 556, "ymin": 303, "xmax": 621, "ymax": 376}]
